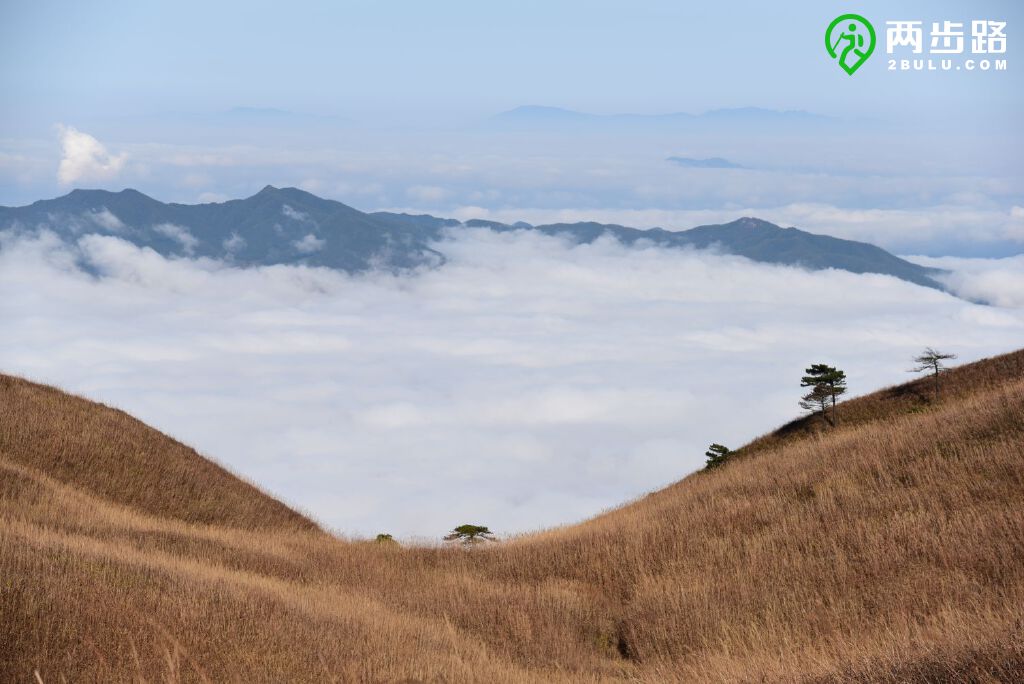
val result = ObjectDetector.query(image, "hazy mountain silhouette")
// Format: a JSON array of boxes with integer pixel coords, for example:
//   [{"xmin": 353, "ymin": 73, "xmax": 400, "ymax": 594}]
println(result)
[
  {"xmin": 430, "ymin": 216, "xmax": 946, "ymax": 291},
  {"xmin": 0, "ymin": 188, "xmax": 945, "ymax": 290},
  {"xmin": 0, "ymin": 186, "xmax": 444, "ymax": 271},
  {"xmin": 667, "ymin": 156, "xmax": 744, "ymax": 169},
  {"xmin": 489, "ymin": 106, "xmax": 834, "ymax": 131}
]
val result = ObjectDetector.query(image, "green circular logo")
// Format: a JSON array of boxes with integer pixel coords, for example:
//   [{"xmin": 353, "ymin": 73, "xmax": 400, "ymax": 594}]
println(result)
[{"xmin": 826, "ymin": 14, "xmax": 876, "ymax": 75}]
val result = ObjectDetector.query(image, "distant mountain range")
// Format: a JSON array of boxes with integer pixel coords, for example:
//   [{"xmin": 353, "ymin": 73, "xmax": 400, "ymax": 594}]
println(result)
[
  {"xmin": 0, "ymin": 186, "xmax": 445, "ymax": 272},
  {"xmin": 0, "ymin": 187, "xmax": 946, "ymax": 291},
  {"xmin": 666, "ymin": 156, "xmax": 744, "ymax": 169},
  {"xmin": 489, "ymin": 106, "xmax": 836, "ymax": 131}
]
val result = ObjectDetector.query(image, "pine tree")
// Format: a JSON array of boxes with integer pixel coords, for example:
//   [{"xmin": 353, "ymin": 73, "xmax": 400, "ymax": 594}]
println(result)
[
  {"xmin": 799, "ymin": 382, "xmax": 832, "ymax": 423},
  {"xmin": 800, "ymin": 364, "xmax": 847, "ymax": 426},
  {"xmin": 443, "ymin": 524, "xmax": 496, "ymax": 545},
  {"xmin": 704, "ymin": 443, "xmax": 731, "ymax": 469}
]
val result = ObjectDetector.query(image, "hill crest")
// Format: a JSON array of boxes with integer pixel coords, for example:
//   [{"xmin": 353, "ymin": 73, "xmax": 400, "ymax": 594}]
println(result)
[{"xmin": 0, "ymin": 188, "xmax": 946, "ymax": 291}]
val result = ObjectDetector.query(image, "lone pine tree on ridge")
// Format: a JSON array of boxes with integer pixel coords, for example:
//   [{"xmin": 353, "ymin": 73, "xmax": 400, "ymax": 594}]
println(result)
[{"xmin": 799, "ymin": 364, "xmax": 847, "ymax": 426}]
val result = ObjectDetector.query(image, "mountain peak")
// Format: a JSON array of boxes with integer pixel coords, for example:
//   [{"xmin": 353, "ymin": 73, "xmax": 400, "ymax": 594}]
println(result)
[
  {"xmin": 250, "ymin": 185, "xmax": 322, "ymax": 203},
  {"xmin": 47, "ymin": 187, "xmax": 157, "ymax": 210},
  {"xmin": 66, "ymin": 188, "xmax": 117, "ymax": 198},
  {"xmin": 730, "ymin": 216, "xmax": 778, "ymax": 229}
]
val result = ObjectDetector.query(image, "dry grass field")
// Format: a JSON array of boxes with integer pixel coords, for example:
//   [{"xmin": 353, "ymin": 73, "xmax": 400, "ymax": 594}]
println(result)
[{"xmin": 2, "ymin": 349, "xmax": 1023, "ymax": 682}]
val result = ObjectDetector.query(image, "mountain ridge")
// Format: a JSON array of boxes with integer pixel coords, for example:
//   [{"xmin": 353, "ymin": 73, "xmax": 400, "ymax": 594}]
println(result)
[
  {"xmin": 490, "ymin": 105, "xmax": 835, "ymax": 128},
  {"xmin": 0, "ymin": 187, "xmax": 946, "ymax": 291}
]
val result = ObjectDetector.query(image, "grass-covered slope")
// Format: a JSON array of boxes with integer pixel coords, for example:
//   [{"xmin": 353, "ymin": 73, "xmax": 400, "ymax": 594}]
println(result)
[
  {"xmin": 2, "ymin": 350, "xmax": 1022, "ymax": 682},
  {"xmin": 0, "ymin": 375, "xmax": 316, "ymax": 530}
]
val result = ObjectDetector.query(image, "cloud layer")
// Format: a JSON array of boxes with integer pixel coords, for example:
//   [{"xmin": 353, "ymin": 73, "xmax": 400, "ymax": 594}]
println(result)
[
  {"xmin": 907, "ymin": 254, "xmax": 1024, "ymax": 308},
  {"xmin": 2, "ymin": 228, "xmax": 1022, "ymax": 539}
]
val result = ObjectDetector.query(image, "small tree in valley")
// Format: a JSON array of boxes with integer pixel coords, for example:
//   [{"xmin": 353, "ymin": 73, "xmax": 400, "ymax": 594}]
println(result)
[
  {"xmin": 909, "ymin": 347, "xmax": 957, "ymax": 401},
  {"xmin": 444, "ymin": 524, "xmax": 496, "ymax": 545}
]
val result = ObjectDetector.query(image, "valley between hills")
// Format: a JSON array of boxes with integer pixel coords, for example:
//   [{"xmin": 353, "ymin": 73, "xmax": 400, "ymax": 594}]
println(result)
[{"xmin": 2, "ymin": 349, "xmax": 1022, "ymax": 681}]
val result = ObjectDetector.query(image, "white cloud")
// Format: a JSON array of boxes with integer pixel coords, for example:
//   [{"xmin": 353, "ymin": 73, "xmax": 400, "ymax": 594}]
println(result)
[
  {"xmin": 293, "ymin": 233, "xmax": 325, "ymax": 254},
  {"xmin": 56, "ymin": 125, "xmax": 127, "ymax": 185},
  {"xmin": 281, "ymin": 204, "xmax": 308, "ymax": 222},
  {"xmin": 906, "ymin": 254, "xmax": 1024, "ymax": 309},
  {"xmin": 87, "ymin": 208, "xmax": 126, "ymax": 232},
  {"xmin": 223, "ymin": 232, "xmax": 246, "ymax": 253},
  {"xmin": 1008, "ymin": 206, "xmax": 1024, "ymax": 241},
  {"xmin": 1, "ymin": 228, "xmax": 1022, "ymax": 539},
  {"xmin": 75, "ymin": 234, "xmax": 222, "ymax": 289},
  {"xmin": 152, "ymin": 223, "xmax": 199, "ymax": 255}
]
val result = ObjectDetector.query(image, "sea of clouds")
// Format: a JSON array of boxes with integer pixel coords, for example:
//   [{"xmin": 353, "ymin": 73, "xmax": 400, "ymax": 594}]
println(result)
[{"xmin": 2, "ymin": 227, "xmax": 1022, "ymax": 539}]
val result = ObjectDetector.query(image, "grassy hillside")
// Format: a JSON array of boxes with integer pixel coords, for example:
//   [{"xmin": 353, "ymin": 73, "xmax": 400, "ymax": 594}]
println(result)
[
  {"xmin": 2, "ymin": 351, "xmax": 1022, "ymax": 682},
  {"xmin": 0, "ymin": 375, "xmax": 316, "ymax": 530}
]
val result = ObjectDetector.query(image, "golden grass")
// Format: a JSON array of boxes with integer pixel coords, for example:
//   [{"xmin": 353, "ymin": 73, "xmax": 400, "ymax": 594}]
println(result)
[{"xmin": 2, "ymin": 350, "xmax": 1023, "ymax": 682}]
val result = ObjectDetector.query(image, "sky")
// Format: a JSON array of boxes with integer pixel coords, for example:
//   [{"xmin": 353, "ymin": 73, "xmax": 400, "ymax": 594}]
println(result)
[
  {"xmin": 1, "ymin": 1, "xmax": 1022, "ymax": 537},
  {"xmin": 2, "ymin": 0, "xmax": 1021, "ymax": 121},
  {"xmin": 1, "ymin": 0, "xmax": 1022, "ymax": 257}
]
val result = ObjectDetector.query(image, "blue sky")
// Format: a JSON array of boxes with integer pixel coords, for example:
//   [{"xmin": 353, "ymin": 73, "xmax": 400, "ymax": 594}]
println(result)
[
  {"xmin": 2, "ymin": 0, "xmax": 1021, "ymax": 121},
  {"xmin": 1, "ymin": 0, "xmax": 1022, "ymax": 255}
]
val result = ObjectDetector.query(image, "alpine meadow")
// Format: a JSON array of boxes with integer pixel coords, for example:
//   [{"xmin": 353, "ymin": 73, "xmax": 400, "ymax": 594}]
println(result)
[{"xmin": 2, "ymin": 350, "xmax": 1023, "ymax": 681}]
